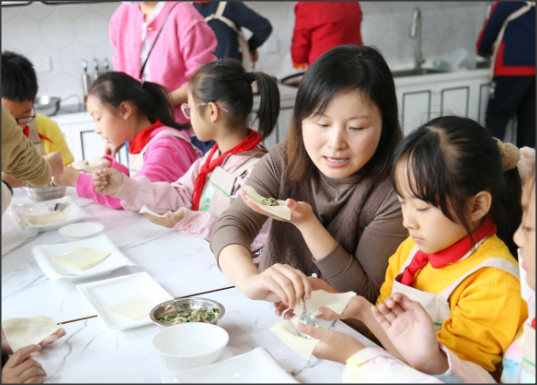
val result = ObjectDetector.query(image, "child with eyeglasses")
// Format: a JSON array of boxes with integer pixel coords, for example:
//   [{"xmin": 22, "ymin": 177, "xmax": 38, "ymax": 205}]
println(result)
[
  {"xmin": 1, "ymin": 51, "xmax": 74, "ymax": 188},
  {"xmin": 92, "ymin": 58, "xmax": 279, "ymax": 250}
]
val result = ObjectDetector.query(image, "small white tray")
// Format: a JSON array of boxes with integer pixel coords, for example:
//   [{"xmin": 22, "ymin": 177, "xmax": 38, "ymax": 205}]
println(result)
[
  {"xmin": 32, "ymin": 234, "xmax": 137, "ymax": 282},
  {"xmin": 8, "ymin": 196, "xmax": 92, "ymax": 232},
  {"xmin": 59, "ymin": 222, "xmax": 104, "ymax": 238},
  {"xmin": 161, "ymin": 347, "xmax": 298, "ymax": 383},
  {"xmin": 76, "ymin": 272, "xmax": 173, "ymax": 331}
]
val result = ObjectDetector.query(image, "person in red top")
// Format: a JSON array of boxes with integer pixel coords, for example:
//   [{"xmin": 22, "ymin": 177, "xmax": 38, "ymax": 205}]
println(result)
[{"xmin": 291, "ymin": 1, "xmax": 363, "ymax": 69}]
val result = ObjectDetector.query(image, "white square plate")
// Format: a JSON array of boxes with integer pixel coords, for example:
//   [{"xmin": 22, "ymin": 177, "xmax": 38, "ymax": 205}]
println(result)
[
  {"xmin": 76, "ymin": 272, "xmax": 173, "ymax": 331},
  {"xmin": 32, "ymin": 234, "xmax": 137, "ymax": 282},
  {"xmin": 161, "ymin": 347, "xmax": 299, "ymax": 383},
  {"xmin": 8, "ymin": 196, "xmax": 92, "ymax": 232}
]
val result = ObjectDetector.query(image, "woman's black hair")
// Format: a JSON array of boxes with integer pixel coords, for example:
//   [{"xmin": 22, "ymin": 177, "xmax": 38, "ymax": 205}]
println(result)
[
  {"xmin": 189, "ymin": 58, "xmax": 280, "ymax": 138},
  {"xmin": 391, "ymin": 115, "xmax": 522, "ymax": 257},
  {"xmin": 88, "ymin": 72, "xmax": 188, "ymax": 131},
  {"xmin": 286, "ymin": 45, "xmax": 403, "ymax": 182}
]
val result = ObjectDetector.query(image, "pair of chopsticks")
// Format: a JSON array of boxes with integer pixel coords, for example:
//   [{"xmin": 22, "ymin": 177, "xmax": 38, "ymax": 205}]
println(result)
[{"xmin": 57, "ymin": 285, "xmax": 236, "ymax": 325}]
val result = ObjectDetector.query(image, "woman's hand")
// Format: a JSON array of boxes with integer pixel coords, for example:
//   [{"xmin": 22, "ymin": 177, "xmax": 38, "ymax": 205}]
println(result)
[
  {"xmin": 239, "ymin": 190, "xmax": 315, "ymax": 228},
  {"xmin": 51, "ymin": 166, "xmax": 79, "ymax": 187},
  {"xmin": 1, "ymin": 345, "xmax": 46, "ymax": 384},
  {"xmin": 240, "ymin": 263, "xmax": 312, "ymax": 309},
  {"xmin": 371, "ymin": 293, "xmax": 448, "ymax": 375},
  {"xmin": 92, "ymin": 168, "xmax": 125, "ymax": 196},
  {"xmin": 296, "ymin": 323, "xmax": 365, "ymax": 364},
  {"xmin": 144, "ymin": 208, "xmax": 185, "ymax": 228},
  {"xmin": 275, "ymin": 277, "xmax": 339, "ymax": 318},
  {"xmin": 43, "ymin": 152, "xmax": 63, "ymax": 177}
]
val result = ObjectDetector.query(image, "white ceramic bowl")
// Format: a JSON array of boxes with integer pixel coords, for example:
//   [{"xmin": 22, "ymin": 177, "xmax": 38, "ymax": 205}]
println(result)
[
  {"xmin": 58, "ymin": 222, "xmax": 104, "ymax": 238},
  {"xmin": 152, "ymin": 323, "xmax": 229, "ymax": 370}
]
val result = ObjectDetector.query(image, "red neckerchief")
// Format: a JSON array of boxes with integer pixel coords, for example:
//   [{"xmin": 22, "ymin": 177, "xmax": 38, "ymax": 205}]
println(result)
[
  {"xmin": 191, "ymin": 129, "xmax": 263, "ymax": 211},
  {"xmin": 532, "ymin": 318, "xmax": 535, "ymax": 329},
  {"xmin": 22, "ymin": 125, "xmax": 53, "ymax": 144},
  {"xmin": 129, "ymin": 120, "xmax": 165, "ymax": 154},
  {"xmin": 401, "ymin": 218, "xmax": 498, "ymax": 286}
]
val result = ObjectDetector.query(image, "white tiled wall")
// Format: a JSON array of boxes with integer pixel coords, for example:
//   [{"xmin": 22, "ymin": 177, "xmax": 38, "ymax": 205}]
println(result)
[{"xmin": 1, "ymin": 1, "xmax": 489, "ymax": 102}]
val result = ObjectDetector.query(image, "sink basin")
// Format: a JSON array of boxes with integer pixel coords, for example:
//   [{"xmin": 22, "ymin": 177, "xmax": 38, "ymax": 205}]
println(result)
[{"xmin": 391, "ymin": 68, "xmax": 449, "ymax": 78}]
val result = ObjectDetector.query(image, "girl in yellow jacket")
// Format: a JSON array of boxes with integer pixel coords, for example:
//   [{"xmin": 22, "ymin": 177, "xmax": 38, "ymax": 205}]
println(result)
[{"xmin": 294, "ymin": 116, "xmax": 526, "ymax": 379}]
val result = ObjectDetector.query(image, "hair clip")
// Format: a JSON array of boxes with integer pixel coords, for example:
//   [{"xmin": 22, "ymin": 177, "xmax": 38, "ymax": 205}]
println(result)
[
  {"xmin": 216, "ymin": 58, "xmax": 223, "ymax": 66},
  {"xmin": 245, "ymin": 72, "xmax": 255, "ymax": 85}
]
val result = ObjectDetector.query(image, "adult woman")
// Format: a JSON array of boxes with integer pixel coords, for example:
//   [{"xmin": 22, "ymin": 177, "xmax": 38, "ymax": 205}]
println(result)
[
  {"xmin": 108, "ymin": 1, "xmax": 217, "ymax": 153},
  {"xmin": 210, "ymin": 45, "xmax": 408, "ymax": 310}
]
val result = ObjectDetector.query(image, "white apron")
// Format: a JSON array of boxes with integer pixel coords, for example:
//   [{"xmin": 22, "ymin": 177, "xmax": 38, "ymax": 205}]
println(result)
[
  {"xmin": 519, "ymin": 319, "xmax": 536, "ymax": 381},
  {"xmin": 26, "ymin": 119, "xmax": 46, "ymax": 157},
  {"xmin": 198, "ymin": 152, "xmax": 260, "ymax": 217},
  {"xmin": 489, "ymin": 2, "xmax": 535, "ymax": 78},
  {"xmin": 128, "ymin": 129, "xmax": 199, "ymax": 175},
  {"xmin": 391, "ymin": 237, "xmax": 520, "ymax": 331}
]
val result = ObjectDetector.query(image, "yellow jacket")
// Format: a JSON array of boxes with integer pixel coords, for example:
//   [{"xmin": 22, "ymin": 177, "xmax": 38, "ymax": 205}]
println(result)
[
  {"xmin": 377, "ymin": 235, "xmax": 527, "ymax": 373},
  {"xmin": 35, "ymin": 114, "xmax": 74, "ymax": 166},
  {"xmin": 1, "ymin": 105, "xmax": 51, "ymax": 187}
]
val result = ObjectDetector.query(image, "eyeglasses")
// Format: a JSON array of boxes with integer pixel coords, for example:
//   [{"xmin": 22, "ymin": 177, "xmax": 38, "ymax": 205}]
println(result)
[
  {"xmin": 181, "ymin": 102, "xmax": 229, "ymax": 120},
  {"xmin": 14, "ymin": 108, "xmax": 36, "ymax": 125}
]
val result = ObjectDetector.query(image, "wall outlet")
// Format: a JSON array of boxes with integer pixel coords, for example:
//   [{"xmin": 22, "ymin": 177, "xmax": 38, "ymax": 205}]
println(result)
[
  {"xmin": 32, "ymin": 56, "xmax": 52, "ymax": 73},
  {"xmin": 264, "ymin": 38, "xmax": 279, "ymax": 54}
]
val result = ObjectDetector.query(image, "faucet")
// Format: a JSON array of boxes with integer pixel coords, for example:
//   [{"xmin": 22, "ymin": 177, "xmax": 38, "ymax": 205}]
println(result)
[{"xmin": 409, "ymin": 8, "xmax": 426, "ymax": 70}]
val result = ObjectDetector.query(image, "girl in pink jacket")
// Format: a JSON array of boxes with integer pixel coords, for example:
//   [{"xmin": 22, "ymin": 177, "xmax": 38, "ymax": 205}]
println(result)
[
  {"xmin": 53, "ymin": 72, "xmax": 200, "ymax": 209},
  {"xmin": 93, "ymin": 59, "xmax": 280, "ymax": 252}
]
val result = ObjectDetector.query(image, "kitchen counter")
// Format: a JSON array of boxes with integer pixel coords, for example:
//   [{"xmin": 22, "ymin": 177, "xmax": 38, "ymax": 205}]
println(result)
[{"xmin": 2, "ymin": 188, "xmax": 383, "ymax": 383}]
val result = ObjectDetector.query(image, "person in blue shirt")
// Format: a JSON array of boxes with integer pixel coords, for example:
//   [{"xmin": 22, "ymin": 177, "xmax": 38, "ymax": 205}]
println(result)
[
  {"xmin": 477, "ymin": 1, "xmax": 535, "ymax": 148},
  {"xmin": 193, "ymin": 2, "xmax": 272, "ymax": 70}
]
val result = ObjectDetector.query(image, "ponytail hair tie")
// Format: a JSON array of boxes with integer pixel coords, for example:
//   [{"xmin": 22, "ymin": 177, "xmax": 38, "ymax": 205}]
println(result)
[
  {"xmin": 494, "ymin": 138, "xmax": 520, "ymax": 171},
  {"xmin": 216, "ymin": 58, "xmax": 223, "ymax": 66},
  {"xmin": 245, "ymin": 72, "xmax": 255, "ymax": 85}
]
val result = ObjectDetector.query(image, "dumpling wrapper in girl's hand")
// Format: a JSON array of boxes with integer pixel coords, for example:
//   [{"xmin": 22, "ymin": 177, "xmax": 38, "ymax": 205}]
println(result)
[
  {"xmin": 243, "ymin": 186, "xmax": 291, "ymax": 220},
  {"xmin": 53, "ymin": 247, "xmax": 110, "ymax": 271},
  {"xmin": 26, "ymin": 211, "xmax": 69, "ymax": 225},
  {"xmin": 270, "ymin": 316, "xmax": 326, "ymax": 360},
  {"xmin": 103, "ymin": 295, "xmax": 169, "ymax": 321},
  {"xmin": 140, "ymin": 206, "xmax": 166, "ymax": 218},
  {"xmin": 293, "ymin": 290, "xmax": 357, "ymax": 317},
  {"xmin": 2, "ymin": 315, "xmax": 63, "ymax": 353},
  {"xmin": 71, "ymin": 157, "xmax": 105, "ymax": 174}
]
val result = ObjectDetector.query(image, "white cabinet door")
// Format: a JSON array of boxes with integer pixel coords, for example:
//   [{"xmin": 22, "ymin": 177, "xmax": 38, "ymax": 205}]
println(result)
[
  {"xmin": 277, "ymin": 107, "xmax": 294, "ymax": 145},
  {"xmin": 397, "ymin": 87, "xmax": 433, "ymax": 135},
  {"xmin": 439, "ymin": 86, "xmax": 470, "ymax": 117}
]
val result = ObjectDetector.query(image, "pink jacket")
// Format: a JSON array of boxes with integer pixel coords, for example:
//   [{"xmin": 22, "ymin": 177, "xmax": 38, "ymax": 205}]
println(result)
[
  {"xmin": 112, "ymin": 150, "xmax": 271, "ymax": 251},
  {"xmin": 76, "ymin": 127, "xmax": 199, "ymax": 209},
  {"xmin": 109, "ymin": 2, "xmax": 217, "ymax": 128}
]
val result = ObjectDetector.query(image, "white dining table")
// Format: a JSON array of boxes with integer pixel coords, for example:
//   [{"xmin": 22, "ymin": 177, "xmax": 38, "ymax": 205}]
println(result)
[{"xmin": 2, "ymin": 187, "xmax": 381, "ymax": 383}]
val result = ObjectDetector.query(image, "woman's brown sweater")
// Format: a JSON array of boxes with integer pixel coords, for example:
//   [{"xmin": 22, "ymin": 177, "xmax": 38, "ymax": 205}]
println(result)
[{"xmin": 210, "ymin": 143, "xmax": 408, "ymax": 303}]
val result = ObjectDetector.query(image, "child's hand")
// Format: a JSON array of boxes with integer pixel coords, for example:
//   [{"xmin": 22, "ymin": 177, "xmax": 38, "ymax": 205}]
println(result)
[
  {"xmin": 43, "ymin": 151, "xmax": 63, "ymax": 176},
  {"xmin": 371, "ymin": 293, "xmax": 448, "ymax": 374},
  {"xmin": 92, "ymin": 168, "xmax": 124, "ymax": 196},
  {"xmin": 2, "ymin": 327, "xmax": 66, "ymax": 355},
  {"xmin": 144, "ymin": 208, "xmax": 185, "ymax": 228},
  {"xmin": 1, "ymin": 344, "xmax": 46, "ymax": 384},
  {"xmin": 51, "ymin": 166, "xmax": 79, "ymax": 187},
  {"xmin": 103, "ymin": 142, "xmax": 122, "ymax": 158},
  {"xmin": 296, "ymin": 323, "xmax": 365, "ymax": 364},
  {"xmin": 239, "ymin": 189, "xmax": 315, "ymax": 227}
]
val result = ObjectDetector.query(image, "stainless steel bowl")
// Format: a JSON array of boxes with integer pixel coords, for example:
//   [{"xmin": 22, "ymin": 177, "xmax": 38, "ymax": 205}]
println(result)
[
  {"xmin": 22, "ymin": 185, "xmax": 66, "ymax": 202},
  {"xmin": 35, "ymin": 96, "xmax": 61, "ymax": 116},
  {"xmin": 150, "ymin": 297, "xmax": 225, "ymax": 328}
]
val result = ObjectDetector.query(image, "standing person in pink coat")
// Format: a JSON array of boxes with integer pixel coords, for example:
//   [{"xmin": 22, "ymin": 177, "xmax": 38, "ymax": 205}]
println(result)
[
  {"xmin": 108, "ymin": 1, "xmax": 218, "ymax": 154},
  {"xmin": 52, "ymin": 72, "xmax": 200, "ymax": 209}
]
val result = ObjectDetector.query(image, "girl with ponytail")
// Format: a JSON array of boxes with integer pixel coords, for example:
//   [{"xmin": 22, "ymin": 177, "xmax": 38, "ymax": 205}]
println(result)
[
  {"xmin": 52, "ymin": 71, "xmax": 200, "ymax": 209},
  {"xmin": 92, "ymin": 59, "xmax": 280, "ymax": 250}
]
